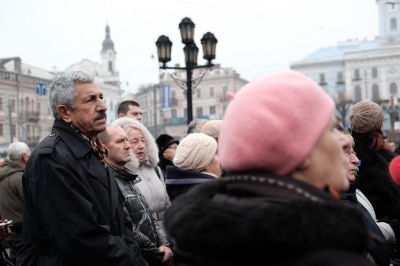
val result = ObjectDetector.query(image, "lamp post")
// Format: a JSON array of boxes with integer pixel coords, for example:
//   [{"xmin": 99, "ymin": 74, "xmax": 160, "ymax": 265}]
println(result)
[{"xmin": 156, "ymin": 17, "xmax": 218, "ymax": 124}]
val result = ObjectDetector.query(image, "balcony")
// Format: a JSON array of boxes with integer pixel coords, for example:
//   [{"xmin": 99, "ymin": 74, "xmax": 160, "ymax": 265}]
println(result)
[{"xmin": 25, "ymin": 111, "xmax": 40, "ymax": 122}]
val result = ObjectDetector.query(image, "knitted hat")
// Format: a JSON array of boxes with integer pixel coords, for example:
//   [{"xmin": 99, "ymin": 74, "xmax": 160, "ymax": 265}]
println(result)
[
  {"xmin": 349, "ymin": 100, "xmax": 384, "ymax": 134},
  {"xmin": 156, "ymin": 134, "xmax": 179, "ymax": 158},
  {"xmin": 173, "ymin": 133, "xmax": 217, "ymax": 171},
  {"xmin": 219, "ymin": 70, "xmax": 335, "ymax": 176}
]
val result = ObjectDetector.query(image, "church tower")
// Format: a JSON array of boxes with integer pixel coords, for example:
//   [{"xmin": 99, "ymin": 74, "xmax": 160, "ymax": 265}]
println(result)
[
  {"xmin": 101, "ymin": 24, "xmax": 119, "ymax": 86},
  {"xmin": 376, "ymin": 0, "xmax": 400, "ymax": 41}
]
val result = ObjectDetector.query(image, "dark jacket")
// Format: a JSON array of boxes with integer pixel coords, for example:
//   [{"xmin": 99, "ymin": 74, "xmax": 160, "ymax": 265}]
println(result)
[
  {"xmin": 22, "ymin": 119, "xmax": 147, "ymax": 266},
  {"xmin": 340, "ymin": 183, "xmax": 390, "ymax": 266},
  {"xmin": 165, "ymin": 165, "xmax": 216, "ymax": 201},
  {"xmin": 164, "ymin": 172, "xmax": 375, "ymax": 266},
  {"xmin": 0, "ymin": 158, "xmax": 24, "ymax": 241},
  {"xmin": 352, "ymin": 132, "xmax": 400, "ymax": 221},
  {"xmin": 157, "ymin": 158, "xmax": 173, "ymax": 179},
  {"xmin": 110, "ymin": 165, "xmax": 172, "ymax": 266}
]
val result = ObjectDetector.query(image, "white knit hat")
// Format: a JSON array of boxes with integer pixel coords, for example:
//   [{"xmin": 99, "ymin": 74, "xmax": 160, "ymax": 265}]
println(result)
[{"xmin": 173, "ymin": 133, "xmax": 217, "ymax": 171}]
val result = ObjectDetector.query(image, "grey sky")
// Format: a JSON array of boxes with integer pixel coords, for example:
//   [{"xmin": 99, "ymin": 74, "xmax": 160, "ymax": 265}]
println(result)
[{"xmin": 0, "ymin": 0, "xmax": 378, "ymax": 94}]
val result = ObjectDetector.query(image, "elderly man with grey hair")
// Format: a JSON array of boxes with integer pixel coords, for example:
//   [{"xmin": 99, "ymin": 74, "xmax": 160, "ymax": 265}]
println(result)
[
  {"xmin": 0, "ymin": 142, "xmax": 32, "ymax": 266},
  {"xmin": 22, "ymin": 71, "xmax": 147, "ymax": 266}
]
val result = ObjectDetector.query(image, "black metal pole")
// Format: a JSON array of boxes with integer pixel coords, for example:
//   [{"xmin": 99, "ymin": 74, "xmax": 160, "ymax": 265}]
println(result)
[{"xmin": 186, "ymin": 66, "xmax": 193, "ymax": 125}]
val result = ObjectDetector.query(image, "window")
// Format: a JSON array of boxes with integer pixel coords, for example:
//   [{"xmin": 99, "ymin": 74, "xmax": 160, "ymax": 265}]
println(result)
[
  {"xmin": 171, "ymin": 90, "xmax": 176, "ymax": 99},
  {"xmin": 12, "ymin": 124, "xmax": 16, "ymax": 137},
  {"xmin": 319, "ymin": 73, "xmax": 326, "ymax": 85},
  {"xmin": 222, "ymin": 85, "xmax": 228, "ymax": 97},
  {"xmin": 354, "ymin": 69, "xmax": 361, "ymax": 80},
  {"xmin": 372, "ymin": 67, "xmax": 378, "ymax": 78},
  {"xmin": 171, "ymin": 109, "xmax": 177, "ymax": 118},
  {"xmin": 184, "ymin": 108, "xmax": 187, "ymax": 118},
  {"xmin": 108, "ymin": 61, "xmax": 113, "ymax": 71},
  {"xmin": 390, "ymin": 83, "xmax": 398, "ymax": 95},
  {"xmin": 11, "ymin": 99, "xmax": 15, "ymax": 112},
  {"xmin": 0, "ymin": 124, "xmax": 3, "ymax": 136},
  {"xmin": 37, "ymin": 102, "xmax": 40, "ymax": 113},
  {"xmin": 209, "ymin": 86, "xmax": 214, "ymax": 97},
  {"xmin": 337, "ymin": 72, "xmax": 344, "ymax": 83},
  {"xmin": 196, "ymin": 88, "xmax": 201, "ymax": 98},
  {"xmin": 372, "ymin": 84, "xmax": 380, "ymax": 101},
  {"xmin": 196, "ymin": 107, "xmax": 203, "ymax": 117},
  {"xmin": 210, "ymin": 106, "xmax": 216, "ymax": 115},
  {"xmin": 391, "ymin": 18, "xmax": 398, "ymax": 31},
  {"xmin": 354, "ymin": 86, "xmax": 362, "ymax": 102},
  {"xmin": 0, "ymin": 98, "xmax": 2, "ymax": 111}
]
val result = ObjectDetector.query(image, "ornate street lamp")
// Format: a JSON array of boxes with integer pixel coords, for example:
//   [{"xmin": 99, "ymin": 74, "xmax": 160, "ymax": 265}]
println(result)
[{"xmin": 156, "ymin": 17, "xmax": 218, "ymax": 124}]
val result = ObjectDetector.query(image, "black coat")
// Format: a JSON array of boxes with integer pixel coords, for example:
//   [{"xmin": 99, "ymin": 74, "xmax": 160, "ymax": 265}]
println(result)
[
  {"xmin": 341, "ymin": 183, "xmax": 390, "ymax": 266},
  {"xmin": 110, "ymin": 166, "xmax": 172, "ymax": 266},
  {"xmin": 22, "ymin": 119, "xmax": 147, "ymax": 266},
  {"xmin": 165, "ymin": 165, "xmax": 216, "ymax": 201},
  {"xmin": 352, "ymin": 132, "xmax": 400, "ymax": 221},
  {"xmin": 164, "ymin": 172, "xmax": 375, "ymax": 266}
]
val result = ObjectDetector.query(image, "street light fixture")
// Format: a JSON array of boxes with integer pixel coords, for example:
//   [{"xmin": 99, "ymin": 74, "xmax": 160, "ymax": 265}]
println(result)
[{"xmin": 156, "ymin": 17, "xmax": 218, "ymax": 124}]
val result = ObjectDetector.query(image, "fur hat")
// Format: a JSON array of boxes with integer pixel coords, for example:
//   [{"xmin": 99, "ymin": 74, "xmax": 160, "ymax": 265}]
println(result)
[
  {"xmin": 173, "ymin": 133, "xmax": 217, "ymax": 172},
  {"xmin": 156, "ymin": 134, "xmax": 179, "ymax": 158},
  {"xmin": 349, "ymin": 100, "xmax": 384, "ymax": 134},
  {"xmin": 219, "ymin": 70, "xmax": 335, "ymax": 176}
]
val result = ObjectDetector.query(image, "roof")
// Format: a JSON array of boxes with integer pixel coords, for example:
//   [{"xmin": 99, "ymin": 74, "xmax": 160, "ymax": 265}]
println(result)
[{"xmin": 304, "ymin": 41, "xmax": 381, "ymax": 60}]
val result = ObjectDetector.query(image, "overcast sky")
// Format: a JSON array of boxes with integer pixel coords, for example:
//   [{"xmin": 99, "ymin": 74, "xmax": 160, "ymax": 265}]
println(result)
[{"xmin": 0, "ymin": 0, "xmax": 379, "ymax": 94}]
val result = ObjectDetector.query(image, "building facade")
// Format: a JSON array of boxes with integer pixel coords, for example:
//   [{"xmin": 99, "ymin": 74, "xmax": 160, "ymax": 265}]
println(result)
[
  {"xmin": 0, "ymin": 24, "xmax": 123, "ymax": 153},
  {"xmin": 135, "ymin": 64, "xmax": 248, "ymax": 139},
  {"xmin": 290, "ymin": 0, "xmax": 400, "ymax": 130}
]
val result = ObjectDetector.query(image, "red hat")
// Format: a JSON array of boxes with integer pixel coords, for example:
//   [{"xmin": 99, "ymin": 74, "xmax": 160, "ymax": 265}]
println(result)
[{"xmin": 219, "ymin": 71, "xmax": 335, "ymax": 175}]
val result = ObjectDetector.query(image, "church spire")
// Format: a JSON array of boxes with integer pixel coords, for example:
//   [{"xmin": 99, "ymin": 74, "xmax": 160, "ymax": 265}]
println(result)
[{"xmin": 102, "ymin": 24, "xmax": 115, "ymax": 53}]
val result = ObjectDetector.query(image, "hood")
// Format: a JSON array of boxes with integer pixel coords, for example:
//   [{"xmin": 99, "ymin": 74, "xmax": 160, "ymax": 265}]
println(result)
[
  {"xmin": 112, "ymin": 117, "xmax": 159, "ymax": 171},
  {"xmin": 0, "ymin": 158, "xmax": 24, "ymax": 181}
]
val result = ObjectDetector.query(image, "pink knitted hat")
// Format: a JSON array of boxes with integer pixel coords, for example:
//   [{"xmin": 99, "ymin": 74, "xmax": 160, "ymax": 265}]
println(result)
[{"xmin": 219, "ymin": 70, "xmax": 335, "ymax": 176}]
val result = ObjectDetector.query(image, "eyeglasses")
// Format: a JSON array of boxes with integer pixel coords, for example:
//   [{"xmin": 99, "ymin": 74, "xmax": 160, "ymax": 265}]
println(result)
[{"xmin": 344, "ymin": 149, "xmax": 356, "ymax": 157}]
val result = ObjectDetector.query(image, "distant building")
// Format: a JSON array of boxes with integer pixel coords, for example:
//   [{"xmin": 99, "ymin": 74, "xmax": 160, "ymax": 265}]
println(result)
[
  {"xmin": 291, "ymin": 0, "xmax": 400, "ymax": 130},
  {"xmin": 0, "ymin": 24, "xmax": 123, "ymax": 149},
  {"xmin": 135, "ymin": 64, "xmax": 248, "ymax": 139}
]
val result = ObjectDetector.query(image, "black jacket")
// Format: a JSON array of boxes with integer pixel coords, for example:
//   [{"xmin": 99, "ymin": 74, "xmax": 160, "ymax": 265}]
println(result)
[
  {"xmin": 341, "ymin": 183, "xmax": 390, "ymax": 266},
  {"xmin": 22, "ymin": 119, "xmax": 147, "ymax": 266},
  {"xmin": 165, "ymin": 172, "xmax": 375, "ymax": 266},
  {"xmin": 165, "ymin": 165, "xmax": 216, "ymax": 201},
  {"xmin": 110, "ymin": 165, "xmax": 172, "ymax": 266},
  {"xmin": 352, "ymin": 132, "xmax": 400, "ymax": 221}
]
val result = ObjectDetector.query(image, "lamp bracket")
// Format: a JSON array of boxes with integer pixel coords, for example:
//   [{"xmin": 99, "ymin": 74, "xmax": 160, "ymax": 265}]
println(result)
[{"xmin": 161, "ymin": 64, "xmax": 213, "ymax": 94}]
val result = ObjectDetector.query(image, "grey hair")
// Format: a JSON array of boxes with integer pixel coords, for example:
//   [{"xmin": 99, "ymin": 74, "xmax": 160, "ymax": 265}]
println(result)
[
  {"xmin": 49, "ymin": 71, "xmax": 94, "ymax": 120},
  {"xmin": 187, "ymin": 119, "xmax": 208, "ymax": 134},
  {"xmin": 7, "ymin": 142, "xmax": 30, "ymax": 161}
]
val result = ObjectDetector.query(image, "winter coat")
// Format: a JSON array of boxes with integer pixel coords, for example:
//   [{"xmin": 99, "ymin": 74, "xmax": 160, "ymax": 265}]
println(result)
[
  {"xmin": 110, "ymin": 165, "xmax": 172, "ymax": 266},
  {"xmin": 158, "ymin": 158, "xmax": 173, "ymax": 179},
  {"xmin": 352, "ymin": 132, "xmax": 400, "ymax": 222},
  {"xmin": 164, "ymin": 172, "xmax": 376, "ymax": 266},
  {"xmin": 340, "ymin": 183, "xmax": 390, "ymax": 266},
  {"xmin": 22, "ymin": 119, "xmax": 147, "ymax": 266},
  {"xmin": 165, "ymin": 165, "xmax": 216, "ymax": 201},
  {"xmin": 0, "ymin": 158, "xmax": 24, "ymax": 241},
  {"xmin": 113, "ymin": 118, "xmax": 171, "ymax": 223}
]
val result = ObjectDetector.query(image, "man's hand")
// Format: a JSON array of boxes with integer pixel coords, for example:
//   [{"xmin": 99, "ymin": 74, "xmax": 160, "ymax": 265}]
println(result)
[
  {"xmin": 0, "ymin": 219, "xmax": 12, "ymax": 240},
  {"xmin": 159, "ymin": 245, "xmax": 173, "ymax": 266}
]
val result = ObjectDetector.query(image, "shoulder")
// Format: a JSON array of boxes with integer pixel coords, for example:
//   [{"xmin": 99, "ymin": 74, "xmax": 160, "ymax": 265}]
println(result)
[{"xmin": 34, "ymin": 133, "xmax": 60, "ymax": 156}]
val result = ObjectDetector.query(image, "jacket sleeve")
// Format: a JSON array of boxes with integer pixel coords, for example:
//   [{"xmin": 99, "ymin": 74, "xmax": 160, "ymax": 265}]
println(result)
[{"xmin": 24, "ymin": 152, "xmax": 147, "ymax": 266}]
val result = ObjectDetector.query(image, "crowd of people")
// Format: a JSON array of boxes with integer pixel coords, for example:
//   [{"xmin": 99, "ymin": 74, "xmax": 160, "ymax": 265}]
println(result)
[{"xmin": 2, "ymin": 70, "xmax": 400, "ymax": 265}]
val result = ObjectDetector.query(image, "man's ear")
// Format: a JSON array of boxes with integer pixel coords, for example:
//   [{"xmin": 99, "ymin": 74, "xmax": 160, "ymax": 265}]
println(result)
[
  {"xmin": 297, "ymin": 156, "xmax": 310, "ymax": 171},
  {"xmin": 58, "ymin": 105, "xmax": 72, "ymax": 123},
  {"xmin": 118, "ymin": 113, "xmax": 125, "ymax": 118}
]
